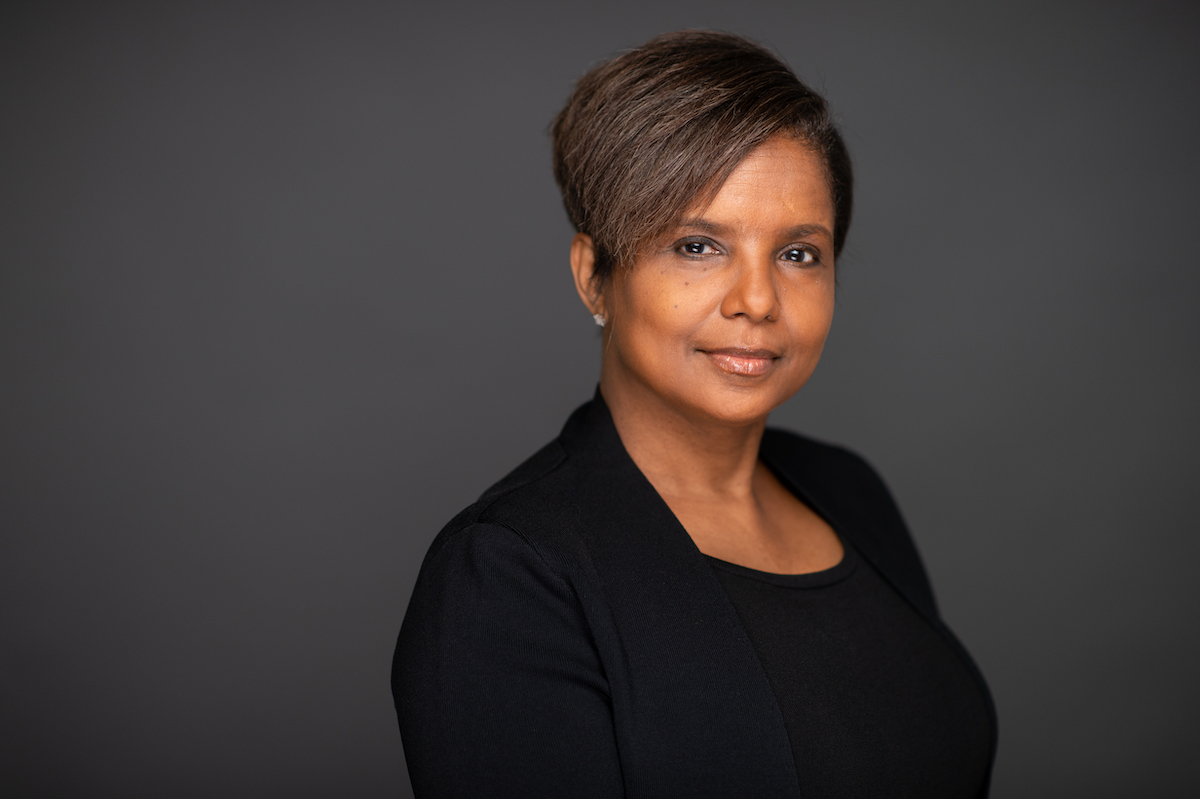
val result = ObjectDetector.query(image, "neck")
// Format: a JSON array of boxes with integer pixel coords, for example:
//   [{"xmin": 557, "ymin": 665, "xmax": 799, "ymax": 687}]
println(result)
[{"xmin": 600, "ymin": 372, "xmax": 767, "ymax": 501}]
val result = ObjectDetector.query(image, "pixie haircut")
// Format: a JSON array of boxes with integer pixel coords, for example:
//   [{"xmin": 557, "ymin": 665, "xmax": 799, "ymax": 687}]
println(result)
[{"xmin": 552, "ymin": 30, "xmax": 853, "ymax": 287}]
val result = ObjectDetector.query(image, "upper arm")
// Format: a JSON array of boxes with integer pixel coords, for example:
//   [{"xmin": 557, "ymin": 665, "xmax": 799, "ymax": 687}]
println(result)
[{"xmin": 393, "ymin": 522, "xmax": 623, "ymax": 798}]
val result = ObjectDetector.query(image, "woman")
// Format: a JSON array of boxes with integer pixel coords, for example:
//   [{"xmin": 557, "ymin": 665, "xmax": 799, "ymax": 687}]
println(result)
[{"xmin": 393, "ymin": 30, "xmax": 996, "ymax": 797}]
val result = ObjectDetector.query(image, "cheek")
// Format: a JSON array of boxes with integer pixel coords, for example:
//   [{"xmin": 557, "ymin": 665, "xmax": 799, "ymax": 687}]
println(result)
[
  {"xmin": 626, "ymin": 277, "xmax": 709, "ymax": 342},
  {"xmin": 812, "ymin": 292, "xmax": 836, "ymax": 337},
  {"xmin": 787, "ymin": 288, "xmax": 836, "ymax": 357}
]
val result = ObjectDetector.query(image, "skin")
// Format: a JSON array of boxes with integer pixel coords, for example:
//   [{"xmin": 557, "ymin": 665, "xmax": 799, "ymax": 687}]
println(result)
[{"xmin": 569, "ymin": 135, "xmax": 843, "ymax": 574}]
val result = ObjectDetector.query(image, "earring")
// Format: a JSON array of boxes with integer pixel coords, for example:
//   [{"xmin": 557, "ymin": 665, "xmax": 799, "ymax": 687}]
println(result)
[{"xmin": 593, "ymin": 313, "xmax": 606, "ymax": 327}]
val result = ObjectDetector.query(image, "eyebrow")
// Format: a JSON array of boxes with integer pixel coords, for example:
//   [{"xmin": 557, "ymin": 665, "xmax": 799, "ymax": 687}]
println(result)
[{"xmin": 676, "ymin": 217, "xmax": 833, "ymax": 241}]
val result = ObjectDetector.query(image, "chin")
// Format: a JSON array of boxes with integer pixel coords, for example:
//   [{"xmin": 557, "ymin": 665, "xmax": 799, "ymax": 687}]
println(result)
[{"xmin": 683, "ymin": 383, "xmax": 796, "ymax": 427}]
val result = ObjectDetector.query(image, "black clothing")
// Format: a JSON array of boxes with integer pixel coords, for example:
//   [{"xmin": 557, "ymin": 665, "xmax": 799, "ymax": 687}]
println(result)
[
  {"xmin": 708, "ymin": 542, "xmax": 992, "ymax": 797},
  {"xmin": 393, "ymin": 393, "xmax": 996, "ymax": 797}
]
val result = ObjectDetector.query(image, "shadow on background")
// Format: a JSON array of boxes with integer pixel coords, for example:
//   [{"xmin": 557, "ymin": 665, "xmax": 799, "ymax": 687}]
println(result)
[{"xmin": 2, "ymin": 1, "xmax": 1197, "ymax": 796}]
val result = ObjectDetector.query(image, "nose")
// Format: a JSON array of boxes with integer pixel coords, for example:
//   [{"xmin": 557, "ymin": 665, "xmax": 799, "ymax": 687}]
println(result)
[{"xmin": 720, "ymin": 256, "xmax": 780, "ymax": 323}]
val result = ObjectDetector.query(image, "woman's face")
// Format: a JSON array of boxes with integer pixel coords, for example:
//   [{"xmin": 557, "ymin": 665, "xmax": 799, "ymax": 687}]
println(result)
[{"xmin": 589, "ymin": 135, "xmax": 837, "ymax": 428}]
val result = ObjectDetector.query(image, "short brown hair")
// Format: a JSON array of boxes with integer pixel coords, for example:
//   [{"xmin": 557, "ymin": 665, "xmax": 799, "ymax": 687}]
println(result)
[{"xmin": 552, "ymin": 30, "xmax": 853, "ymax": 286}]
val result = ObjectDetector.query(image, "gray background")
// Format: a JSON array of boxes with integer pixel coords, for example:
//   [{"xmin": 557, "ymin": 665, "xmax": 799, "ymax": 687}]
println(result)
[{"xmin": 2, "ymin": 1, "xmax": 1197, "ymax": 796}]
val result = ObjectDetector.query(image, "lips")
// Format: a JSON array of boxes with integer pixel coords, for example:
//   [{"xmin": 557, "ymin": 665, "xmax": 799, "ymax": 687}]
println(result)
[{"xmin": 701, "ymin": 347, "xmax": 779, "ymax": 377}]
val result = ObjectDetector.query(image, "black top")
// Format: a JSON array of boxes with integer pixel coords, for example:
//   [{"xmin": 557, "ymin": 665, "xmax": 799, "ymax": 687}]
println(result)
[
  {"xmin": 709, "ymin": 542, "xmax": 992, "ymax": 797},
  {"xmin": 393, "ymin": 393, "xmax": 996, "ymax": 797}
]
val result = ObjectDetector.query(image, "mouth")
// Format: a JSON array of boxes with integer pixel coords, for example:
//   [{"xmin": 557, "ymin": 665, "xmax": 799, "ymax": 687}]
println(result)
[{"xmin": 700, "ymin": 347, "xmax": 779, "ymax": 377}]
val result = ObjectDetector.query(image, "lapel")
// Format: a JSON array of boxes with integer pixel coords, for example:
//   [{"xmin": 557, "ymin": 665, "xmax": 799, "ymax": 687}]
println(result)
[{"xmin": 555, "ymin": 395, "xmax": 800, "ymax": 798}]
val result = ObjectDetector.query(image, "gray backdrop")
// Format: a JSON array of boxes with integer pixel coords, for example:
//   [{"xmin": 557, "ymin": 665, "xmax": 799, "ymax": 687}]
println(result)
[{"xmin": 3, "ymin": 1, "xmax": 1197, "ymax": 796}]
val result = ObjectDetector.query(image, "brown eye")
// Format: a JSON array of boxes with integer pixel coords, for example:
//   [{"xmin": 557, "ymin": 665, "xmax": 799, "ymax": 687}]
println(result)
[
  {"xmin": 677, "ymin": 239, "xmax": 719, "ymax": 256},
  {"xmin": 782, "ymin": 247, "xmax": 817, "ymax": 264}
]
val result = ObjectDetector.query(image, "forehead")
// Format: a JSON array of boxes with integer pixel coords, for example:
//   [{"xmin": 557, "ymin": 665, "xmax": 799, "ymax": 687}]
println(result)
[{"xmin": 685, "ymin": 137, "xmax": 835, "ymax": 232}]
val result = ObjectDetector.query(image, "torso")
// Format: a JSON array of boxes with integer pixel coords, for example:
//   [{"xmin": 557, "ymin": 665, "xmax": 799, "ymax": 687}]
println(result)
[{"xmin": 709, "ymin": 541, "xmax": 993, "ymax": 797}]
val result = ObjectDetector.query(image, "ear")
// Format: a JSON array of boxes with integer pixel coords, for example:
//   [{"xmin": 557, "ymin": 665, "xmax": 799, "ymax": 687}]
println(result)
[{"xmin": 569, "ymin": 233, "xmax": 604, "ymax": 316}]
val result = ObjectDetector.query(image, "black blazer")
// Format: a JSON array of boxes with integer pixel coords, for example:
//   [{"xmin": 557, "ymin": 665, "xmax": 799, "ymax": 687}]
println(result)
[{"xmin": 393, "ymin": 394, "xmax": 996, "ymax": 797}]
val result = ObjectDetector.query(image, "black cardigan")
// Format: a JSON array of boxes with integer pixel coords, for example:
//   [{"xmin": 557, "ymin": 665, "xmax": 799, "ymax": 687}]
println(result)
[{"xmin": 393, "ymin": 394, "xmax": 996, "ymax": 797}]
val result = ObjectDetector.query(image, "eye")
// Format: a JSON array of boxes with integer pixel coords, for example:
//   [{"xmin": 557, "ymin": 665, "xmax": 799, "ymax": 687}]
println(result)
[
  {"xmin": 781, "ymin": 246, "xmax": 819, "ymax": 265},
  {"xmin": 676, "ymin": 238, "xmax": 721, "ymax": 257}
]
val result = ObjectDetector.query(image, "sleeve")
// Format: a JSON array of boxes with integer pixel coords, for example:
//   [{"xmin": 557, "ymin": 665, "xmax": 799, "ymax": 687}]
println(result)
[{"xmin": 392, "ymin": 521, "xmax": 624, "ymax": 798}]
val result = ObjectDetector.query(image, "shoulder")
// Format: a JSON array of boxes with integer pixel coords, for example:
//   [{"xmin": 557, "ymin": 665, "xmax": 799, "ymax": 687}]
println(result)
[
  {"xmin": 416, "ymin": 436, "xmax": 589, "ymax": 583},
  {"xmin": 397, "ymin": 434, "xmax": 602, "ymax": 688},
  {"xmin": 394, "ymin": 443, "xmax": 625, "ymax": 795}
]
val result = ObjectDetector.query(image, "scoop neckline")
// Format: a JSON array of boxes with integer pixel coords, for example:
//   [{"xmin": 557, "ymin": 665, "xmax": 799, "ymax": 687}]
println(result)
[{"xmin": 705, "ymin": 540, "xmax": 858, "ymax": 588}]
